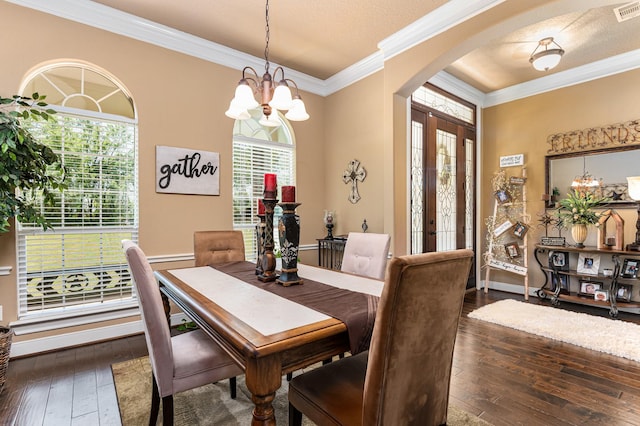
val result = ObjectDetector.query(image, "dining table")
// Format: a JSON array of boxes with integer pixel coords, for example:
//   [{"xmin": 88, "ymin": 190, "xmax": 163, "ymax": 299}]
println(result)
[{"xmin": 154, "ymin": 261, "xmax": 383, "ymax": 425}]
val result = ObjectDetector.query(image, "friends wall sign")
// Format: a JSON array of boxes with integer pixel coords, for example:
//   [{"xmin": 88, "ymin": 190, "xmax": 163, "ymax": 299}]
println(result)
[{"xmin": 155, "ymin": 145, "xmax": 219, "ymax": 195}]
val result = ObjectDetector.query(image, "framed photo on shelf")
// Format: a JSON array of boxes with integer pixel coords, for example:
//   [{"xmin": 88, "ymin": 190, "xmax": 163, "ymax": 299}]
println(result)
[
  {"xmin": 512, "ymin": 222, "xmax": 529, "ymax": 239},
  {"xmin": 579, "ymin": 279, "xmax": 602, "ymax": 296},
  {"xmin": 551, "ymin": 273, "xmax": 570, "ymax": 294},
  {"xmin": 577, "ymin": 253, "xmax": 600, "ymax": 276},
  {"xmin": 494, "ymin": 190, "xmax": 511, "ymax": 204},
  {"xmin": 504, "ymin": 242, "xmax": 520, "ymax": 258},
  {"xmin": 594, "ymin": 289, "xmax": 609, "ymax": 302},
  {"xmin": 548, "ymin": 250, "xmax": 569, "ymax": 271},
  {"xmin": 616, "ymin": 284, "xmax": 633, "ymax": 302},
  {"xmin": 621, "ymin": 258, "xmax": 639, "ymax": 278}
]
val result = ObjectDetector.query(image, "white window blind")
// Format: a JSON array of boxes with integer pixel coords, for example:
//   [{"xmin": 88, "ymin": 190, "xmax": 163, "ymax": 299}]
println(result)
[
  {"xmin": 17, "ymin": 114, "xmax": 138, "ymax": 317},
  {"xmin": 232, "ymin": 134, "xmax": 295, "ymax": 259}
]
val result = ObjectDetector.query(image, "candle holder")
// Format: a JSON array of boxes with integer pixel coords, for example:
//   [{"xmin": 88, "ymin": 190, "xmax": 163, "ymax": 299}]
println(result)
[
  {"xmin": 276, "ymin": 202, "xmax": 303, "ymax": 286},
  {"xmin": 255, "ymin": 213, "xmax": 266, "ymax": 275},
  {"xmin": 258, "ymin": 198, "xmax": 279, "ymax": 282},
  {"xmin": 323, "ymin": 210, "xmax": 335, "ymax": 240}
]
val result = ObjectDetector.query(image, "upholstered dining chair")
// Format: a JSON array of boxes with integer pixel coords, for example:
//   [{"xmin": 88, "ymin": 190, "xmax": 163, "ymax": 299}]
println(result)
[
  {"xmin": 122, "ymin": 240, "xmax": 243, "ymax": 426},
  {"xmin": 288, "ymin": 249, "xmax": 474, "ymax": 426},
  {"xmin": 340, "ymin": 232, "xmax": 391, "ymax": 280},
  {"xmin": 194, "ymin": 230, "xmax": 246, "ymax": 266}
]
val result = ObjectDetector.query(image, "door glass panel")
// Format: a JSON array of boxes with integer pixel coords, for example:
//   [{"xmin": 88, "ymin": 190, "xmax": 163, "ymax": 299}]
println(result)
[
  {"xmin": 411, "ymin": 120, "xmax": 424, "ymax": 254},
  {"xmin": 436, "ymin": 129, "xmax": 456, "ymax": 251},
  {"xmin": 465, "ymin": 138, "xmax": 474, "ymax": 250}
]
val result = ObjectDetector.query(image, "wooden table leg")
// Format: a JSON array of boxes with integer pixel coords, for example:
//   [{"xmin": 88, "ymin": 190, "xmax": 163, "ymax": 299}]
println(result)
[{"xmin": 245, "ymin": 354, "xmax": 281, "ymax": 425}]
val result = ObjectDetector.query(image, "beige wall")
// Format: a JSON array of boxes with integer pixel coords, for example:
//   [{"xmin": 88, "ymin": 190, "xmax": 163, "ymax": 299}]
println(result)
[
  {"xmin": 482, "ymin": 69, "xmax": 640, "ymax": 288},
  {"xmin": 0, "ymin": 2, "xmax": 325, "ymax": 342},
  {"xmin": 1, "ymin": 0, "xmax": 634, "ymax": 349}
]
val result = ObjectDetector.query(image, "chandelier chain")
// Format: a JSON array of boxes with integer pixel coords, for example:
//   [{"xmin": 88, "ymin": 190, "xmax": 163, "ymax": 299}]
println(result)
[{"xmin": 264, "ymin": 0, "xmax": 270, "ymax": 74}]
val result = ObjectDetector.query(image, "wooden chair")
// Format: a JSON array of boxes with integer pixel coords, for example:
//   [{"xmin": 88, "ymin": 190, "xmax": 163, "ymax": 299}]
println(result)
[
  {"xmin": 194, "ymin": 230, "xmax": 245, "ymax": 266},
  {"xmin": 340, "ymin": 232, "xmax": 390, "ymax": 280},
  {"xmin": 122, "ymin": 240, "xmax": 243, "ymax": 426},
  {"xmin": 289, "ymin": 249, "xmax": 474, "ymax": 426}
]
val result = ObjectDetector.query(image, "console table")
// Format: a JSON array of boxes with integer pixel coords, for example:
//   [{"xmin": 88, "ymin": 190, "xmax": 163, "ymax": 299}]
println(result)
[
  {"xmin": 317, "ymin": 237, "xmax": 347, "ymax": 270},
  {"xmin": 534, "ymin": 244, "xmax": 640, "ymax": 317}
]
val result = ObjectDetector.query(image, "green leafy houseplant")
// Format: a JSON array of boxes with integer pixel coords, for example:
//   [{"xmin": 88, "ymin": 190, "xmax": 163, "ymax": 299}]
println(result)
[
  {"xmin": 557, "ymin": 190, "xmax": 608, "ymax": 226},
  {"xmin": 0, "ymin": 93, "xmax": 66, "ymax": 233}
]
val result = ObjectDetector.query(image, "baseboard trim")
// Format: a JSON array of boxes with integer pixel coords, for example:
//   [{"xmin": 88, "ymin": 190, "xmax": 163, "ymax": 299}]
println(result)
[{"xmin": 10, "ymin": 312, "xmax": 188, "ymax": 358}]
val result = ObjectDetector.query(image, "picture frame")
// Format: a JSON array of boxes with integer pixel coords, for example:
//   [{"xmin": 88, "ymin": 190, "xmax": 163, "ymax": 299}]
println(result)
[
  {"xmin": 594, "ymin": 289, "xmax": 609, "ymax": 302},
  {"xmin": 621, "ymin": 258, "xmax": 639, "ymax": 278},
  {"xmin": 494, "ymin": 220, "xmax": 513, "ymax": 237},
  {"xmin": 550, "ymin": 273, "xmax": 570, "ymax": 294},
  {"xmin": 504, "ymin": 242, "xmax": 520, "ymax": 258},
  {"xmin": 577, "ymin": 253, "xmax": 600, "ymax": 276},
  {"xmin": 616, "ymin": 284, "xmax": 633, "ymax": 302},
  {"xmin": 512, "ymin": 222, "xmax": 529, "ymax": 239},
  {"xmin": 494, "ymin": 190, "xmax": 511, "ymax": 204},
  {"xmin": 579, "ymin": 279, "xmax": 602, "ymax": 296},
  {"xmin": 548, "ymin": 250, "xmax": 569, "ymax": 271}
]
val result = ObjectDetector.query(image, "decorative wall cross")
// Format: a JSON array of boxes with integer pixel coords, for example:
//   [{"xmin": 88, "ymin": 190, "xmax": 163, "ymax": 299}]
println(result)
[{"xmin": 342, "ymin": 159, "xmax": 367, "ymax": 204}]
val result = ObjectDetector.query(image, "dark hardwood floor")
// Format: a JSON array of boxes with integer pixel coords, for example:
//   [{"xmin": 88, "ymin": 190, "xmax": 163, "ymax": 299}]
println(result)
[{"xmin": 2, "ymin": 290, "xmax": 640, "ymax": 425}]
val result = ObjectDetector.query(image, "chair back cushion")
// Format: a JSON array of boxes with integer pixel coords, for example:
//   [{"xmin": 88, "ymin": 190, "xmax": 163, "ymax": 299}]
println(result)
[
  {"xmin": 341, "ymin": 232, "xmax": 390, "ymax": 280},
  {"xmin": 194, "ymin": 230, "xmax": 246, "ymax": 266},
  {"xmin": 122, "ymin": 240, "xmax": 174, "ymax": 395},
  {"xmin": 362, "ymin": 249, "xmax": 473, "ymax": 426}
]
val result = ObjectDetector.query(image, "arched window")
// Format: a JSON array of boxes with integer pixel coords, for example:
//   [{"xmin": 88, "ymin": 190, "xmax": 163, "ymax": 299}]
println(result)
[
  {"xmin": 232, "ymin": 111, "xmax": 296, "ymax": 259},
  {"xmin": 16, "ymin": 62, "xmax": 138, "ymax": 323}
]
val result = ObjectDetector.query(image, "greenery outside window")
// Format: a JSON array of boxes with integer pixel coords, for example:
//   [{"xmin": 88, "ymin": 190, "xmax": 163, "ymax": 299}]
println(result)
[{"xmin": 16, "ymin": 63, "xmax": 138, "ymax": 321}]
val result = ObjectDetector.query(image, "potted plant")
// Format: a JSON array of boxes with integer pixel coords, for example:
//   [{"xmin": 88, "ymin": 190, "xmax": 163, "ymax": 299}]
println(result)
[
  {"xmin": 0, "ymin": 93, "xmax": 65, "ymax": 393},
  {"xmin": 0, "ymin": 93, "xmax": 66, "ymax": 233},
  {"xmin": 557, "ymin": 190, "xmax": 608, "ymax": 248}
]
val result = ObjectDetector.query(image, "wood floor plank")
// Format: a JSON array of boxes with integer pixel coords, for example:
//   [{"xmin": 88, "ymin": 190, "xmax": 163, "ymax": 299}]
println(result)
[{"xmin": 2, "ymin": 291, "xmax": 640, "ymax": 425}]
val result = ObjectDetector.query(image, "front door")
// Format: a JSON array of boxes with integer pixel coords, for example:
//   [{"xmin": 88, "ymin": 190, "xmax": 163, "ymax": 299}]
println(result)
[{"xmin": 410, "ymin": 86, "xmax": 476, "ymax": 287}]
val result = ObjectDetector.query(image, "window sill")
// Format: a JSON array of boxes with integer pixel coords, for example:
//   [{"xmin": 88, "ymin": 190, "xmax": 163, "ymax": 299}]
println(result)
[{"xmin": 10, "ymin": 301, "xmax": 140, "ymax": 336}]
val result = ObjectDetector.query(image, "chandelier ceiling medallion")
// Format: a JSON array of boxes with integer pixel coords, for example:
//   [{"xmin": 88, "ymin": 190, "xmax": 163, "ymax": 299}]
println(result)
[
  {"xmin": 529, "ymin": 37, "xmax": 565, "ymax": 72},
  {"xmin": 225, "ymin": 0, "xmax": 309, "ymax": 127}
]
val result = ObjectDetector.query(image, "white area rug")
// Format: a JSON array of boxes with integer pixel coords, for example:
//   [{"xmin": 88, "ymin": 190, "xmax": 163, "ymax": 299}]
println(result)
[{"xmin": 469, "ymin": 299, "xmax": 640, "ymax": 362}]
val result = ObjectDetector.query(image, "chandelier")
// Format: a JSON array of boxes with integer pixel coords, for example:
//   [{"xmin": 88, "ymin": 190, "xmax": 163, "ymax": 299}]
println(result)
[
  {"xmin": 571, "ymin": 157, "xmax": 601, "ymax": 194},
  {"xmin": 225, "ymin": 0, "xmax": 309, "ymax": 127},
  {"xmin": 529, "ymin": 37, "xmax": 565, "ymax": 71}
]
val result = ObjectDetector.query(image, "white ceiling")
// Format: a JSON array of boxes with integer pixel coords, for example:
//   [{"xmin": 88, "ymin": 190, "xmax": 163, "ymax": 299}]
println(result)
[{"xmin": 10, "ymin": 0, "xmax": 640, "ymax": 104}]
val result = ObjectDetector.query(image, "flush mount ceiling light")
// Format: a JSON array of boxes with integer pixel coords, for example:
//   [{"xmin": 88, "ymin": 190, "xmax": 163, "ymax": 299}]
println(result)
[
  {"xmin": 225, "ymin": 0, "xmax": 309, "ymax": 127},
  {"xmin": 529, "ymin": 37, "xmax": 565, "ymax": 71}
]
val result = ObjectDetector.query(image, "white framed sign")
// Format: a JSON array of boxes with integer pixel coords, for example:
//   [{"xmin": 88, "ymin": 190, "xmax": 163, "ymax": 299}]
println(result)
[
  {"xmin": 500, "ymin": 154, "xmax": 524, "ymax": 168},
  {"xmin": 155, "ymin": 145, "xmax": 220, "ymax": 195}
]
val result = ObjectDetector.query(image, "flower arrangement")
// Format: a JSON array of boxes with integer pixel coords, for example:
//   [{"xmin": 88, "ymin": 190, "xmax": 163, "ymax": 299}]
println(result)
[{"xmin": 557, "ymin": 190, "xmax": 608, "ymax": 226}]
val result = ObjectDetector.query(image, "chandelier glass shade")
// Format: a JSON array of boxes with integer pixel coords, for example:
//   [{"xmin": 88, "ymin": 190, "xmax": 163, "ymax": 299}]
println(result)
[
  {"xmin": 225, "ymin": 0, "xmax": 309, "ymax": 126},
  {"xmin": 571, "ymin": 157, "xmax": 601, "ymax": 193},
  {"xmin": 529, "ymin": 37, "xmax": 565, "ymax": 71}
]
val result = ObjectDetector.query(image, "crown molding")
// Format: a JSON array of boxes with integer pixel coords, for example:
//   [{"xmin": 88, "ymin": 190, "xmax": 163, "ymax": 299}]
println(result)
[
  {"xmin": 484, "ymin": 49, "xmax": 640, "ymax": 107},
  {"xmin": 7, "ymin": 0, "xmax": 639, "ymax": 105},
  {"xmin": 7, "ymin": 0, "xmax": 327, "ymax": 95},
  {"xmin": 377, "ymin": 0, "xmax": 506, "ymax": 60}
]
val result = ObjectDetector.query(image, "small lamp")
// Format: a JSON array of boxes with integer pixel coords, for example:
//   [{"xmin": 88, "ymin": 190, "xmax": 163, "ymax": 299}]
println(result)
[{"xmin": 626, "ymin": 176, "xmax": 640, "ymax": 251}]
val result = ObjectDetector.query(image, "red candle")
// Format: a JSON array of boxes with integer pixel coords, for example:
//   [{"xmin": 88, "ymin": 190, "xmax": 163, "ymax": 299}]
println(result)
[
  {"xmin": 264, "ymin": 173, "xmax": 277, "ymax": 192},
  {"xmin": 257, "ymin": 199, "xmax": 265, "ymax": 215},
  {"xmin": 282, "ymin": 185, "xmax": 296, "ymax": 202}
]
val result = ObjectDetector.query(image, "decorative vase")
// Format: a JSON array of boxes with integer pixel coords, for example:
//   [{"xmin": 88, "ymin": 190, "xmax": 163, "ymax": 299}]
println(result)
[
  {"xmin": 276, "ymin": 202, "xmax": 303, "ymax": 286},
  {"xmin": 571, "ymin": 224, "xmax": 588, "ymax": 248}
]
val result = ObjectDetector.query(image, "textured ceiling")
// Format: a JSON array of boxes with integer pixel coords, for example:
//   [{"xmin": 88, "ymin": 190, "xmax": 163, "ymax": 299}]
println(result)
[
  {"xmin": 93, "ymin": 0, "xmax": 449, "ymax": 80},
  {"xmin": 90, "ymin": 1, "xmax": 640, "ymax": 93}
]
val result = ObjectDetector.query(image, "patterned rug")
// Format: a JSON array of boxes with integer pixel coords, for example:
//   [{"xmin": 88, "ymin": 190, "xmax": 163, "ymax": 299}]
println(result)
[{"xmin": 112, "ymin": 356, "xmax": 491, "ymax": 425}]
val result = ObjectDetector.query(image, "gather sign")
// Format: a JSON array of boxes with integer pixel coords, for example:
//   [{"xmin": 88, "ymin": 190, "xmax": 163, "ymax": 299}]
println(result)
[{"xmin": 155, "ymin": 145, "xmax": 220, "ymax": 195}]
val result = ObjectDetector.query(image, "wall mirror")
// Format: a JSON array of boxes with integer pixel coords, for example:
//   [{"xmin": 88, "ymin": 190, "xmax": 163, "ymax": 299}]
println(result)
[{"xmin": 545, "ymin": 146, "xmax": 640, "ymax": 208}]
